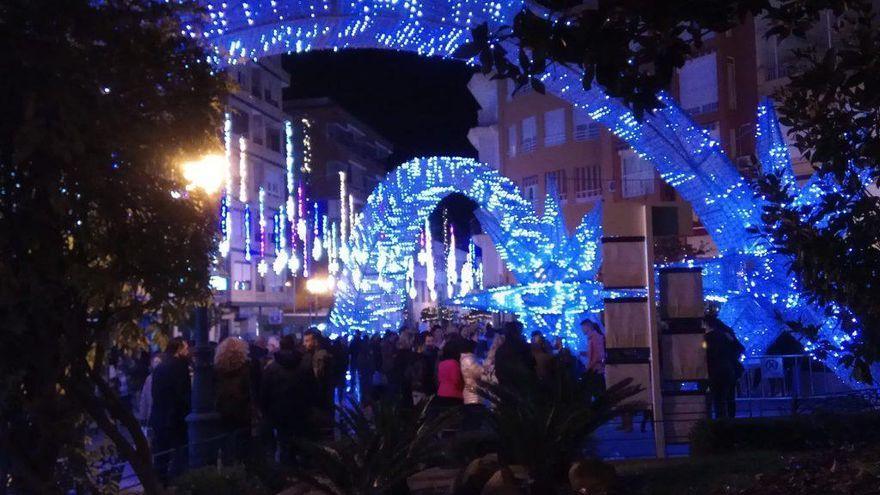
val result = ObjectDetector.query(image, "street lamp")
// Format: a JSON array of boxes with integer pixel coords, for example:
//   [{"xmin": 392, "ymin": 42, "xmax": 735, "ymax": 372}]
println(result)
[
  {"xmin": 306, "ymin": 276, "xmax": 334, "ymax": 325},
  {"xmin": 181, "ymin": 153, "xmax": 225, "ymax": 468},
  {"xmin": 181, "ymin": 154, "xmax": 226, "ymax": 195}
]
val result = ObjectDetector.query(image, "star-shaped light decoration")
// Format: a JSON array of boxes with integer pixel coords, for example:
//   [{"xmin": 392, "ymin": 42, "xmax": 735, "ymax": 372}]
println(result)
[{"xmin": 453, "ymin": 183, "xmax": 643, "ymax": 349}]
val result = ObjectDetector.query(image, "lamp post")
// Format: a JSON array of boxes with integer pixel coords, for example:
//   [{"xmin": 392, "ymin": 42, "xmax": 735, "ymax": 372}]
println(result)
[
  {"xmin": 181, "ymin": 154, "xmax": 225, "ymax": 468},
  {"xmin": 305, "ymin": 276, "xmax": 333, "ymax": 326}
]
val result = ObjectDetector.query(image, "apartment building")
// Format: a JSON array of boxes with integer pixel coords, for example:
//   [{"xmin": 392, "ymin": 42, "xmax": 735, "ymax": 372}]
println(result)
[
  {"xmin": 468, "ymin": 20, "xmax": 767, "ymax": 265},
  {"xmin": 214, "ymin": 57, "xmax": 298, "ymax": 338},
  {"xmin": 282, "ymin": 97, "xmax": 394, "ymax": 321}
]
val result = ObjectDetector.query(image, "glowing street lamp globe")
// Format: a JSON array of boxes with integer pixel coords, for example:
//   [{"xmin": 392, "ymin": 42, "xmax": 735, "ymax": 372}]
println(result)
[
  {"xmin": 306, "ymin": 276, "xmax": 334, "ymax": 295},
  {"xmin": 181, "ymin": 154, "xmax": 226, "ymax": 195}
]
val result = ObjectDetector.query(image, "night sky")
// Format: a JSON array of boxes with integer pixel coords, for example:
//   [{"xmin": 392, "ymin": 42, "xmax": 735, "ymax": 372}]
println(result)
[
  {"xmin": 282, "ymin": 49, "xmax": 481, "ymax": 244},
  {"xmin": 282, "ymin": 49, "xmax": 478, "ymax": 164}
]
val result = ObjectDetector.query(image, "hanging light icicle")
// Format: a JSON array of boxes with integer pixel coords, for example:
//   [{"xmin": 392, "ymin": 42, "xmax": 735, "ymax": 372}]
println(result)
[
  {"xmin": 219, "ymin": 112, "xmax": 233, "ymax": 257},
  {"xmin": 312, "ymin": 202, "xmax": 323, "ymax": 261},
  {"xmin": 446, "ymin": 225, "xmax": 457, "ymax": 299},
  {"xmin": 239, "ymin": 136, "xmax": 251, "ymax": 262},
  {"xmin": 238, "ymin": 136, "xmax": 248, "ymax": 203},
  {"xmin": 425, "ymin": 218, "xmax": 437, "ymax": 301},
  {"xmin": 339, "ymin": 171, "xmax": 349, "ymax": 263},
  {"xmin": 459, "ymin": 237, "xmax": 475, "ymax": 296},
  {"xmin": 273, "ymin": 205, "xmax": 288, "ymax": 275},
  {"xmin": 257, "ymin": 187, "xmax": 268, "ymax": 277}
]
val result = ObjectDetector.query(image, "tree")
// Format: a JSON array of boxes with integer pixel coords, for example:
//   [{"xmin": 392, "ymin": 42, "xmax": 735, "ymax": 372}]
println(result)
[
  {"xmin": 0, "ymin": 0, "xmax": 228, "ymax": 493},
  {"xmin": 455, "ymin": 0, "xmax": 855, "ymax": 116},
  {"xmin": 457, "ymin": 0, "xmax": 880, "ymax": 378},
  {"xmin": 754, "ymin": 2, "xmax": 880, "ymax": 381}
]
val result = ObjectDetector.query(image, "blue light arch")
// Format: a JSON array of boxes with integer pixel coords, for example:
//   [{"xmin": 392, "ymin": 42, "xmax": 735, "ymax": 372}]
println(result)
[
  {"xmin": 329, "ymin": 156, "xmax": 546, "ymax": 334},
  {"xmin": 199, "ymin": 1, "xmax": 869, "ymax": 384}
]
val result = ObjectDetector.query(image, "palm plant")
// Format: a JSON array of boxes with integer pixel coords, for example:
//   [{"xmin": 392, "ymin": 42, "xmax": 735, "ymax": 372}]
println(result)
[
  {"xmin": 293, "ymin": 399, "xmax": 457, "ymax": 495},
  {"xmin": 478, "ymin": 368, "xmax": 642, "ymax": 494}
]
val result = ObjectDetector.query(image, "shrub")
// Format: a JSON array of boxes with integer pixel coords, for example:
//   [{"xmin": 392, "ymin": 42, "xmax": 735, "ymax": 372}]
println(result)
[
  {"xmin": 690, "ymin": 411, "xmax": 880, "ymax": 455},
  {"xmin": 172, "ymin": 465, "xmax": 269, "ymax": 495}
]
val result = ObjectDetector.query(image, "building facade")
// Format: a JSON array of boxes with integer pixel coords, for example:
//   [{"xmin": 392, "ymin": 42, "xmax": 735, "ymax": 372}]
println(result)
[
  {"xmin": 282, "ymin": 97, "xmax": 393, "ymax": 322},
  {"xmin": 213, "ymin": 57, "xmax": 298, "ymax": 339},
  {"xmin": 468, "ymin": 19, "xmax": 779, "ymax": 270}
]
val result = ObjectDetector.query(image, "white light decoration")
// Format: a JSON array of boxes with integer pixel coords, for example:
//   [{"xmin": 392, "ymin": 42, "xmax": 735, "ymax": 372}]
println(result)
[
  {"xmin": 446, "ymin": 225, "xmax": 457, "ymax": 299},
  {"xmin": 301, "ymin": 118, "xmax": 312, "ymax": 173},
  {"xmin": 312, "ymin": 202, "xmax": 323, "ymax": 260},
  {"xmin": 238, "ymin": 136, "xmax": 248, "ymax": 203},
  {"xmin": 219, "ymin": 112, "xmax": 233, "ymax": 257},
  {"xmin": 339, "ymin": 171, "xmax": 349, "ymax": 261},
  {"xmin": 424, "ymin": 218, "xmax": 437, "ymax": 302},
  {"xmin": 198, "ymin": 3, "xmax": 866, "ymax": 382},
  {"xmin": 459, "ymin": 237, "xmax": 476, "ymax": 296},
  {"xmin": 273, "ymin": 205, "xmax": 288, "ymax": 274},
  {"xmin": 406, "ymin": 255, "xmax": 417, "ymax": 299},
  {"xmin": 244, "ymin": 203, "xmax": 252, "ymax": 262},
  {"xmin": 257, "ymin": 186, "xmax": 268, "ymax": 277}
]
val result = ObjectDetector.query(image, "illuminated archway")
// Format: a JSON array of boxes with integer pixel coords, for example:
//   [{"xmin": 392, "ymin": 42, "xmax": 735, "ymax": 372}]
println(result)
[
  {"xmin": 199, "ymin": 2, "xmax": 865, "ymax": 383},
  {"xmin": 330, "ymin": 156, "xmax": 567, "ymax": 335}
]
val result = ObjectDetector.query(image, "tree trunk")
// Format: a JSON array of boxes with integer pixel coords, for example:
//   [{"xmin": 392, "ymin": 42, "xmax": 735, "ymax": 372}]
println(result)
[{"xmin": 67, "ymin": 370, "xmax": 167, "ymax": 495}]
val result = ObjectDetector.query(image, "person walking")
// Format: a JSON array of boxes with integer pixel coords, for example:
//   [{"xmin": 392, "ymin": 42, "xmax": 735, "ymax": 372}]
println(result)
[
  {"xmin": 407, "ymin": 332, "xmax": 438, "ymax": 405},
  {"xmin": 482, "ymin": 333, "xmax": 505, "ymax": 385},
  {"xmin": 149, "ymin": 337, "xmax": 191, "ymax": 483},
  {"xmin": 460, "ymin": 340, "xmax": 486, "ymax": 430},
  {"xmin": 494, "ymin": 322, "xmax": 536, "ymax": 388},
  {"xmin": 260, "ymin": 335, "xmax": 314, "ymax": 464},
  {"xmin": 580, "ymin": 320, "xmax": 606, "ymax": 389},
  {"xmin": 530, "ymin": 332, "xmax": 554, "ymax": 381},
  {"xmin": 435, "ymin": 338, "xmax": 465, "ymax": 410},
  {"xmin": 705, "ymin": 316, "xmax": 745, "ymax": 419},
  {"xmin": 301, "ymin": 328, "xmax": 334, "ymax": 431},
  {"xmin": 213, "ymin": 337, "xmax": 252, "ymax": 462}
]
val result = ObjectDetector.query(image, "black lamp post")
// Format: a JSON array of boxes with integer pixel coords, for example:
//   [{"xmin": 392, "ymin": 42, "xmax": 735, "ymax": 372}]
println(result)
[
  {"xmin": 186, "ymin": 305, "xmax": 220, "ymax": 467},
  {"xmin": 181, "ymin": 155, "xmax": 225, "ymax": 468}
]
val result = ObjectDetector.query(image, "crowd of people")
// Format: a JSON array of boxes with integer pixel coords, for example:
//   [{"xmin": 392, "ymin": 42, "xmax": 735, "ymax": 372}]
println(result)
[
  {"xmin": 123, "ymin": 318, "xmax": 608, "ymax": 481},
  {"xmin": 118, "ymin": 313, "xmax": 743, "ymax": 483}
]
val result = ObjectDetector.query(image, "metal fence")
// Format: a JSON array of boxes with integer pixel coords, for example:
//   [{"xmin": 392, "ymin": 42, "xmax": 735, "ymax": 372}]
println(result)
[{"xmin": 735, "ymin": 354, "xmax": 878, "ymax": 417}]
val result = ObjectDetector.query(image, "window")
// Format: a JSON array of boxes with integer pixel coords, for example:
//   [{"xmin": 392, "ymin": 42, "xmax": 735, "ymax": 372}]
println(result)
[
  {"xmin": 573, "ymin": 110, "xmax": 600, "ymax": 141},
  {"xmin": 543, "ymin": 108, "xmax": 566, "ymax": 147},
  {"xmin": 679, "ymin": 53, "xmax": 718, "ymax": 115},
  {"xmin": 232, "ymin": 262, "xmax": 252, "ymax": 291},
  {"xmin": 507, "ymin": 125, "xmax": 517, "ymax": 157},
  {"xmin": 574, "ymin": 164, "xmax": 602, "ymax": 199},
  {"xmin": 521, "ymin": 117, "xmax": 537, "ymax": 152},
  {"xmin": 621, "ymin": 151, "xmax": 655, "ymax": 198},
  {"xmin": 250, "ymin": 68, "xmax": 263, "ymax": 99},
  {"xmin": 231, "ymin": 109, "xmax": 249, "ymax": 137},
  {"xmin": 251, "ymin": 115, "xmax": 264, "ymax": 145},
  {"xmin": 545, "ymin": 169, "xmax": 567, "ymax": 199},
  {"xmin": 652, "ymin": 207, "xmax": 679, "ymax": 236},
  {"xmin": 236, "ymin": 69, "xmax": 248, "ymax": 91},
  {"xmin": 522, "ymin": 175, "xmax": 538, "ymax": 204},
  {"xmin": 265, "ymin": 126, "xmax": 281, "ymax": 152}
]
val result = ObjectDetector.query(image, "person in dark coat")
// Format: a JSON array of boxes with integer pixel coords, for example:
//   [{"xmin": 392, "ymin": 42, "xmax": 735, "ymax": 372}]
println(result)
[
  {"xmin": 705, "ymin": 316, "xmax": 745, "ymax": 419},
  {"xmin": 493, "ymin": 322, "xmax": 536, "ymax": 388},
  {"xmin": 150, "ymin": 337, "xmax": 191, "ymax": 482},
  {"xmin": 260, "ymin": 335, "xmax": 315, "ymax": 463},
  {"xmin": 301, "ymin": 328, "xmax": 334, "ymax": 421},
  {"xmin": 213, "ymin": 337, "xmax": 252, "ymax": 462}
]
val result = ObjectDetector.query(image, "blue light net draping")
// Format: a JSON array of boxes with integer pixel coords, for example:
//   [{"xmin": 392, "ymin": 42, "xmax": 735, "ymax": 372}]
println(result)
[{"xmin": 197, "ymin": 2, "xmax": 868, "ymax": 384}]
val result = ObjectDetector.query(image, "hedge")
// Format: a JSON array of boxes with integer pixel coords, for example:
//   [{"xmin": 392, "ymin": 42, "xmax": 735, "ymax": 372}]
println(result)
[{"xmin": 690, "ymin": 411, "xmax": 880, "ymax": 455}]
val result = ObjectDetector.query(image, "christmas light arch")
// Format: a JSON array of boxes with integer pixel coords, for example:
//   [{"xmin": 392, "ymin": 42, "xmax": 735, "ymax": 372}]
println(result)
[
  {"xmin": 197, "ymin": 1, "xmax": 868, "ymax": 384},
  {"xmin": 329, "ymin": 156, "xmax": 549, "ymax": 335}
]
